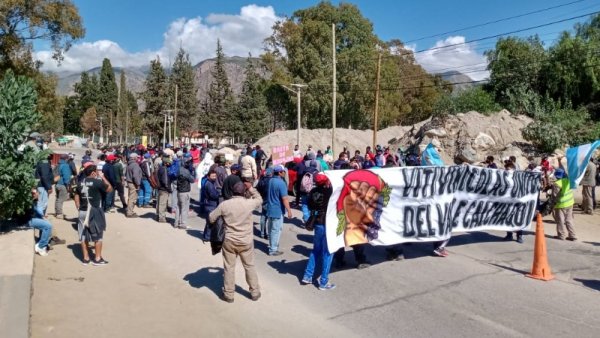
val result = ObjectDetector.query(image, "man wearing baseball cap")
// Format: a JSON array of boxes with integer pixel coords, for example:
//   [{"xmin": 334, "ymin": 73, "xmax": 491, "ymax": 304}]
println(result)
[
  {"xmin": 552, "ymin": 161, "xmax": 577, "ymax": 240},
  {"xmin": 102, "ymin": 154, "xmax": 118, "ymax": 213},
  {"xmin": 265, "ymin": 164, "xmax": 293, "ymax": 256}
]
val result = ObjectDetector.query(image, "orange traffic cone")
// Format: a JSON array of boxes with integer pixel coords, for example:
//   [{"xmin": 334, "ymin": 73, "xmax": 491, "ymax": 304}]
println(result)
[{"xmin": 526, "ymin": 212, "xmax": 554, "ymax": 281}]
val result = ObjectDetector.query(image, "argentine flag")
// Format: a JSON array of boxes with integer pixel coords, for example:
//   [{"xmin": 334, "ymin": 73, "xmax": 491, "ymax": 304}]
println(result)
[{"xmin": 566, "ymin": 140, "xmax": 600, "ymax": 188}]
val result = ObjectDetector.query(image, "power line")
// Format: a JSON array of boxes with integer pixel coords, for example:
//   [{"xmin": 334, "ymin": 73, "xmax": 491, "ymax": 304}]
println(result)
[{"xmin": 404, "ymin": 0, "xmax": 586, "ymax": 44}]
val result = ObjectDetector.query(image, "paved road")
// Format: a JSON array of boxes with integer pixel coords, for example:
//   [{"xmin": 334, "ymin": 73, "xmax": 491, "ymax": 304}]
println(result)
[{"xmin": 31, "ymin": 182, "xmax": 600, "ymax": 337}]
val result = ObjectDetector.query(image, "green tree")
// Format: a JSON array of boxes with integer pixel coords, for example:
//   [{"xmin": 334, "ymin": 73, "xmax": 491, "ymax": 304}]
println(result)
[
  {"xmin": 97, "ymin": 58, "xmax": 118, "ymax": 142},
  {"xmin": 74, "ymin": 72, "xmax": 99, "ymax": 110},
  {"xmin": 170, "ymin": 47, "xmax": 198, "ymax": 135},
  {"xmin": 0, "ymin": 70, "xmax": 46, "ymax": 219},
  {"xmin": 0, "ymin": 0, "xmax": 84, "ymax": 72},
  {"xmin": 201, "ymin": 40, "xmax": 235, "ymax": 143},
  {"xmin": 485, "ymin": 36, "xmax": 546, "ymax": 106},
  {"xmin": 235, "ymin": 55, "xmax": 268, "ymax": 142},
  {"xmin": 433, "ymin": 87, "xmax": 501, "ymax": 116},
  {"xmin": 117, "ymin": 70, "xmax": 128, "ymax": 142},
  {"xmin": 142, "ymin": 57, "xmax": 169, "ymax": 139},
  {"xmin": 62, "ymin": 95, "xmax": 81, "ymax": 134}
]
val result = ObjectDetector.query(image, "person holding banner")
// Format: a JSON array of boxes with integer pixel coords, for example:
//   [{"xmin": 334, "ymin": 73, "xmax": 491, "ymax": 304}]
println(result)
[
  {"xmin": 301, "ymin": 174, "xmax": 336, "ymax": 290},
  {"xmin": 552, "ymin": 164, "xmax": 577, "ymax": 241}
]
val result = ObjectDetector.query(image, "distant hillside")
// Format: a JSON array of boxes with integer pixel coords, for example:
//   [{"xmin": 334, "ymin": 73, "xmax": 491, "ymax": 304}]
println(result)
[
  {"xmin": 193, "ymin": 56, "xmax": 265, "ymax": 101},
  {"xmin": 55, "ymin": 66, "xmax": 148, "ymax": 96},
  {"xmin": 439, "ymin": 70, "xmax": 475, "ymax": 92},
  {"xmin": 55, "ymin": 57, "xmax": 266, "ymax": 102}
]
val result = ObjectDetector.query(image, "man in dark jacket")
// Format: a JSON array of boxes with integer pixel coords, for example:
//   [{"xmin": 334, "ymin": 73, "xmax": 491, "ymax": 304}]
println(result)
[
  {"xmin": 255, "ymin": 145, "xmax": 266, "ymax": 175},
  {"xmin": 222, "ymin": 164, "xmax": 242, "ymax": 201},
  {"xmin": 138, "ymin": 153, "xmax": 153, "ymax": 208},
  {"xmin": 333, "ymin": 152, "xmax": 349, "ymax": 170},
  {"xmin": 55, "ymin": 154, "xmax": 73, "ymax": 219},
  {"xmin": 256, "ymin": 167, "xmax": 273, "ymax": 239},
  {"xmin": 125, "ymin": 153, "xmax": 143, "ymax": 218},
  {"xmin": 102, "ymin": 154, "xmax": 118, "ymax": 213},
  {"xmin": 35, "ymin": 153, "xmax": 54, "ymax": 216},
  {"xmin": 175, "ymin": 156, "xmax": 195, "ymax": 229},
  {"xmin": 201, "ymin": 170, "xmax": 220, "ymax": 241},
  {"xmin": 113, "ymin": 154, "xmax": 127, "ymax": 210},
  {"xmin": 156, "ymin": 156, "xmax": 172, "ymax": 223}
]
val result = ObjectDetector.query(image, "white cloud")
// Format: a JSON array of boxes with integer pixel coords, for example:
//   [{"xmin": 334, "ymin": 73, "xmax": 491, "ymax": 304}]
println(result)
[
  {"xmin": 36, "ymin": 4, "xmax": 282, "ymax": 73},
  {"xmin": 411, "ymin": 36, "xmax": 490, "ymax": 81}
]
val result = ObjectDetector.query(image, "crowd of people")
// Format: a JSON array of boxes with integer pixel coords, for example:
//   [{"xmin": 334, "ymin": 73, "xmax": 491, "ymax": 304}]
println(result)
[{"xmin": 20, "ymin": 141, "xmax": 599, "ymax": 301}]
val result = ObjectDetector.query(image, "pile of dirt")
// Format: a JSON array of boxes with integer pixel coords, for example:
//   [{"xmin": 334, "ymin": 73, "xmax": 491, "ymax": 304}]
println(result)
[{"xmin": 255, "ymin": 110, "xmax": 541, "ymax": 168}]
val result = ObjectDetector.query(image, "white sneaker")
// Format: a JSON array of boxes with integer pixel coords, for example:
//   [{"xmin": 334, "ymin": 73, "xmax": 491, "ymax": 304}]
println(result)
[{"xmin": 34, "ymin": 244, "xmax": 48, "ymax": 256}]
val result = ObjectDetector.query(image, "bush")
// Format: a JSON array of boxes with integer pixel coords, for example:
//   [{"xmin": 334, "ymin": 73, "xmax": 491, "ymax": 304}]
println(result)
[
  {"xmin": 0, "ymin": 70, "xmax": 45, "ymax": 220},
  {"xmin": 433, "ymin": 87, "xmax": 501, "ymax": 116}
]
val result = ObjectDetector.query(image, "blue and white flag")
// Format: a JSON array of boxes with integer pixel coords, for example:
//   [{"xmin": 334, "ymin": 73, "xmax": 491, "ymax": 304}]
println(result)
[
  {"xmin": 566, "ymin": 140, "xmax": 600, "ymax": 187},
  {"xmin": 421, "ymin": 143, "xmax": 445, "ymax": 166}
]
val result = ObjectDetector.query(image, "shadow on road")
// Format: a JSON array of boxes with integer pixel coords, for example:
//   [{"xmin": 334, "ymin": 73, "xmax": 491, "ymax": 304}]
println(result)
[
  {"xmin": 67, "ymin": 243, "xmax": 84, "ymax": 262},
  {"xmin": 296, "ymin": 234, "xmax": 313, "ymax": 244},
  {"xmin": 183, "ymin": 267, "xmax": 251, "ymax": 298},
  {"xmin": 447, "ymin": 232, "xmax": 504, "ymax": 247},
  {"xmin": 291, "ymin": 244, "xmax": 311, "ymax": 257},
  {"xmin": 583, "ymin": 241, "xmax": 600, "ymax": 247},
  {"xmin": 488, "ymin": 263, "xmax": 529, "ymax": 275},
  {"xmin": 573, "ymin": 278, "xmax": 600, "ymax": 291},
  {"xmin": 267, "ymin": 259, "xmax": 307, "ymax": 283}
]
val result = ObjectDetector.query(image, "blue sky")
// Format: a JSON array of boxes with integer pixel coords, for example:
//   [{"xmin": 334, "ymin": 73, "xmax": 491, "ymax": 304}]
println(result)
[{"xmin": 35, "ymin": 0, "xmax": 600, "ymax": 77}]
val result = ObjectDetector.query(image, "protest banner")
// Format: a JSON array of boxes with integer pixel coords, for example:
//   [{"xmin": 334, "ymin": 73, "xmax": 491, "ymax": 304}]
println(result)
[
  {"xmin": 141, "ymin": 135, "xmax": 148, "ymax": 147},
  {"xmin": 325, "ymin": 166, "xmax": 541, "ymax": 252},
  {"xmin": 271, "ymin": 144, "xmax": 294, "ymax": 166}
]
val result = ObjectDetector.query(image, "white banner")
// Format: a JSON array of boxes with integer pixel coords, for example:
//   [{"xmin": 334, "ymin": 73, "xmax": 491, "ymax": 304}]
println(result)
[{"xmin": 324, "ymin": 166, "xmax": 541, "ymax": 253}]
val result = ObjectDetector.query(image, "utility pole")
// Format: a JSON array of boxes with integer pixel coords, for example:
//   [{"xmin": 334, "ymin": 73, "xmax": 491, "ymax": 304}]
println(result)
[
  {"xmin": 174, "ymin": 84, "xmax": 178, "ymax": 145},
  {"xmin": 163, "ymin": 113, "xmax": 167, "ymax": 148},
  {"xmin": 109, "ymin": 113, "xmax": 113, "ymax": 145},
  {"xmin": 281, "ymin": 83, "xmax": 307, "ymax": 150},
  {"xmin": 332, "ymin": 22, "xmax": 337, "ymax": 156},
  {"xmin": 98, "ymin": 117, "xmax": 104, "ymax": 144},
  {"xmin": 373, "ymin": 52, "xmax": 382, "ymax": 151},
  {"xmin": 125, "ymin": 108, "xmax": 129, "ymax": 145},
  {"xmin": 168, "ymin": 115, "xmax": 172, "ymax": 145}
]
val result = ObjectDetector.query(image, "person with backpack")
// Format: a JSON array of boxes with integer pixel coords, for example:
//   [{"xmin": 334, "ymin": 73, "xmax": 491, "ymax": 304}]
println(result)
[
  {"xmin": 54, "ymin": 154, "xmax": 72, "ymax": 219},
  {"xmin": 125, "ymin": 153, "xmax": 143, "ymax": 218},
  {"xmin": 265, "ymin": 165, "xmax": 293, "ymax": 256},
  {"xmin": 209, "ymin": 181, "xmax": 263, "ymax": 303},
  {"xmin": 175, "ymin": 155, "xmax": 195, "ymax": 229},
  {"xmin": 138, "ymin": 153, "xmax": 153, "ymax": 208},
  {"xmin": 301, "ymin": 174, "xmax": 336, "ymax": 290},
  {"xmin": 299, "ymin": 157, "xmax": 319, "ymax": 221}
]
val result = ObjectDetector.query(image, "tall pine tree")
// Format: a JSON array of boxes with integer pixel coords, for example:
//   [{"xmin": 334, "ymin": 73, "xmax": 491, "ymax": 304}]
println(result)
[
  {"xmin": 97, "ymin": 58, "xmax": 118, "ymax": 142},
  {"xmin": 235, "ymin": 55, "xmax": 268, "ymax": 142},
  {"xmin": 170, "ymin": 47, "xmax": 198, "ymax": 136},
  {"xmin": 142, "ymin": 57, "xmax": 169, "ymax": 139},
  {"xmin": 201, "ymin": 40, "xmax": 235, "ymax": 144},
  {"xmin": 118, "ymin": 70, "xmax": 128, "ymax": 142}
]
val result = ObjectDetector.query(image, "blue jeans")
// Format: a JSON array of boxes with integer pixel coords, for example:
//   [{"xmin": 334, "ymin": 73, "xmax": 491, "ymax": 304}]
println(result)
[
  {"xmin": 303, "ymin": 224, "xmax": 333, "ymax": 287},
  {"xmin": 37, "ymin": 187, "xmax": 48, "ymax": 216},
  {"xmin": 29, "ymin": 217, "xmax": 52, "ymax": 248},
  {"xmin": 104, "ymin": 190, "xmax": 115, "ymax": 211},
  {"xmin": 260, "ymin": 208, "xmax": 267, "ymax": 237},
  {"xmin": 267, "ymin": 216, "xmax": 284, "ymax": 254},
  {"xmin": 137, "ymin": 179, "xmax": 152, "ymax": 206},
  {"xmin": 301, "ymin": 195, "xmax": 310, "ymax": 222}
]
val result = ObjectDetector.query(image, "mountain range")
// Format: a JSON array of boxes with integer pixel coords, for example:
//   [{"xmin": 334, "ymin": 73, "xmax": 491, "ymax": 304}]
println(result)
[{"xmin": 54, "ymin": 57, "xmax": 472, "ymax": 99}]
